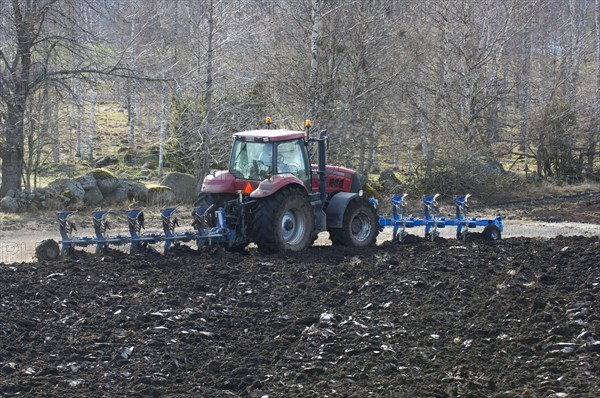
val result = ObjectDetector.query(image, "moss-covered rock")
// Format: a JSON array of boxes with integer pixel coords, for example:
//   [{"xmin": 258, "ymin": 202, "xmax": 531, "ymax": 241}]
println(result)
[
  {"xmin": 378, "ymin": 169, "xmax": 402, "ymax": 192},
  {"xmin": 89, "ymin": 169, "xmax": 119, "ymax": 194},
  {"xmin": 48, "ymin": 178, "xmax": 85, "ymax": 203},
  {"xmin": 160, "ymin": 172, "xmax": 197, "ymax": 203},
  {"xmin": 363, "ymin": 182, "xmax": 383, "ymax": 202},
  {"xmin": 147, "ymin": 185, "xmax": 176, "ymax": 206},
  {"xmin": 89, "ymin": 168, "xmax": 117, "ymax": 180}
]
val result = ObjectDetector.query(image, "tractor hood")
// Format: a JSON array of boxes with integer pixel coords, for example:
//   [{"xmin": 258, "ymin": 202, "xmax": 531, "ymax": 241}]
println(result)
[{"xmin": 201, "ymin": 170, "xmax": 252, "ymax": 193}]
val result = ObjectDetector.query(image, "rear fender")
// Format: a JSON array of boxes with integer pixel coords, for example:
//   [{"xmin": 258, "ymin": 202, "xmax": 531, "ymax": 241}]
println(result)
[
  {"xmin": 325, "ymin": 192, "xmax": 359, "ymax": 228},
  {"xmin": 250, "ymin": 174, "xmax": 308, "ymax": 199}
]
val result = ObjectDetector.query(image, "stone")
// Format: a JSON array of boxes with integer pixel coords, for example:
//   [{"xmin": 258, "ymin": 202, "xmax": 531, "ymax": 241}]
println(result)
[
  {"xmin": 379, "ymin": 169, "xmax": 401, "ymax": 184},
  {"xmin": 45, "ymin": 196, "xmax": 67, "ymax": 211},
  {"xmin": 94, "ymin": 155, "xmax": 118, "ymax": 168},
  {"xmin": 378, "ymin": 168, "xmax": 402, "ymax": 191},
  {"xmin": 123, "ymin": 180, "xmax": 148, "ymax": 202},
  {"xmin": 147, "ymin": 186, "xmax": 176, "ymax": 206},
  {"xmin": 88, "ymin": 169, "xmax": 119, "ymax": 194},
  {"xmin": 96, "ymin": 176, "xmax": 119, "ymax": 194},
  {"xmin": 0, "ymin": 196, "xmax": 20, "ymax": 213},
  {"xmin": 141, "ymin": 162, "xmax": 156, "ymax": 170},
  {"xmin": 482, "ymin": 161, "xmax": 505, "ymax": 175},
  {"xmin": 102, "ymin": 181, "xmax": 129, "ymax": 204},
  {"xmin": 160, "ymin": 172, "xmax": 197, "ymax": 203},
  {"xmin": 75, "ymin": 174, "xmax": 98, "ymax": 190},
  {"xmin": 48, "ymin": 178, "xmax": 85, "ymax": 202},
  {"xmin": 83, "ymin": 185, "xmax": 104, "ymax": 206}
]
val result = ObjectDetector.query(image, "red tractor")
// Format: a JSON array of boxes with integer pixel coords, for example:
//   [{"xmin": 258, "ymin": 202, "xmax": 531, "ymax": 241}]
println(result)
[{"xmin": 195, "ymin": 118, "xmax": 380, "ymax": 253}]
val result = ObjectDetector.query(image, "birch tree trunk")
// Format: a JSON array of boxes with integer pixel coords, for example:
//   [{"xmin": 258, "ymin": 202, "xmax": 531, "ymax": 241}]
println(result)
[
  {"xmin": 51, "ymin": 95, "xmax": 59, "ymax": 164},
  {"xmin": 87, "ymin": 80, "xmax": 97, "ymax": 164},
  {"xmin": 520, "ymin": 28, "xmax": 532, "ymax": 176},
  {"xmin": 158, "ymin": 81, "xmax": 167, "ymax": 178},
  {"xmin": 128, "ymin": 11, "xmax": 137, "ymax": 147},
  {"xmin": 307, "ymin": 0, "xmax": 320, "ymax": 122},
  {"xmin": 201, "ymin": 0, "xmax": 215, "ymax": 182},
  {"xmin": 76, "ymin": 83, "xmax": 85, "ymax": 158},
  {"xmin": 392, "ymin": 117, "xmax": 400, "ymax": 170}
]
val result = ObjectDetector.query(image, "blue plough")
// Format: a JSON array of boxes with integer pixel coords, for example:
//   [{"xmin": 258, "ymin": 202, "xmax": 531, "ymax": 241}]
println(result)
[
  {"xmin": 56, "ymin": 207, "xmax": 236, "ymax": 256},
  {"xmin": 378, "ymin": 193, "xmax": 503, "ymax": 242},
  {"xmin": 52, "ymin": 193, "xmax": 502, "ymax": 257}
]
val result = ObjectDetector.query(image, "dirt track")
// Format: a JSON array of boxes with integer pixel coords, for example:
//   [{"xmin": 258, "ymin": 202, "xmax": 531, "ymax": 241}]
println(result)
[{"xmin": 0, "ymin": 193, "xmax": 599, "ymax": 397}]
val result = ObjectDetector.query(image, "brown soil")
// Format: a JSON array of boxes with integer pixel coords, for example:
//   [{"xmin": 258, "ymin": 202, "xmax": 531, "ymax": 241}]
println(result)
[
  {"xmin": 0, "ymin": 235, "xmax": 599, "ymax": 397},
  {"xmin": 1, "ymin": 192, "xmax": 599, "ymax": 397},
  {"xmin": 487, "ymin": 191, "xmax": 600, "ymax": 224}
]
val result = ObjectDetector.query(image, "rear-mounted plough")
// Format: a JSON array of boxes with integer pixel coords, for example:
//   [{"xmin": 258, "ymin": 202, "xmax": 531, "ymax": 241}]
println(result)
[
  {"xmin": 51, "ymin": 207, "xmax": 236, "ymax": 257},
  {"xmin": 35, "ymin": 193, "xmax": 503, "ymax": 261},
  {"xmin": 378, "ymin": 194, "xmax": 503, "ymax": 242}
]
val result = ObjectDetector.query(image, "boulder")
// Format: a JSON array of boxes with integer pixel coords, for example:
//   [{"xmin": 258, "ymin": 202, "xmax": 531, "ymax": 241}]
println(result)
[
  {"xmin": 103, "ymin": 181, "xmax": 130, "ymax": 204},
  {"xmin": 378, "ymin": 169, "xmax": 402, "ymax": 191},
  {"xmin": 95, "ymin": 155, "xmax": 118, "ymax": 168},
  {"xmin": 48, "ymin": 178, "xmax": 85, "ymax": 203},
  {"xmin": 482, "ymin": 161, "xmax": 505, "ymax": 175},
  {"xmin": 75, "ymin": 174, "xmax": 98, "ymax": 190},
  {"xmin": 44, "ymin": 195, "xmax": 68, "ymax": 211},
  {"xmin": 160, "ymin": 172, "xmax": 197, "ymax": 203},
  {"xmin": 123, "ymin": 180, "xmax": 148, "ymax": 202},
  {"xmin": 0, "ymin": 196, "xmax": 20, "ymax": 213},
  {"xmin": 84, "ymin": 185, "xmax": 104, "ymax": 206},
  {"xmin": 89, "ymin": 169, "xmax": 119, "ymax": 194},
  {"xmin": 147, "ymin": 186, "xmax": 176, "ymax": 206}
]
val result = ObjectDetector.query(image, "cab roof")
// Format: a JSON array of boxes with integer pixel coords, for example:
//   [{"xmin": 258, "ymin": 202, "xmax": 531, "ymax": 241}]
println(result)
[{"xmin": 233, "ymin": 129, "xmax": 306, "ymax": 142}]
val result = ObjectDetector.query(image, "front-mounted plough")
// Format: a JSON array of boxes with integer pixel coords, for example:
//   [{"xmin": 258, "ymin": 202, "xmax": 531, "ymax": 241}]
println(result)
[{"xmin": 377, "ymin": 193, "xmax": 503, "ymax": 242}]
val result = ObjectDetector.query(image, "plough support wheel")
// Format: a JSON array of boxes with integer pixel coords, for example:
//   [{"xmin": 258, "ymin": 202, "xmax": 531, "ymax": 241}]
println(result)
[{"xmin": 36, "ymin": 239, "xmax": 61, "ymax": 262}]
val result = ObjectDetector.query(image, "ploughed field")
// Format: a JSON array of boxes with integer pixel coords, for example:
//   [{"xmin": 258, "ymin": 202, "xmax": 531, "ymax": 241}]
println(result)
[{"xmin": 1, "ymin": 233, "xmax": 599, "ymax": 397}]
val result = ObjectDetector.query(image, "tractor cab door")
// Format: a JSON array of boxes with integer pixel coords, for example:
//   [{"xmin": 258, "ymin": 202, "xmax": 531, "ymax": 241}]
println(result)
[
  {"xmin": 274, "ymin": 139, "xmax": 311, "ymax": 188},
  {"xmin": 230, "ymin": 141, "xmax": 273, "ymax": 180}
]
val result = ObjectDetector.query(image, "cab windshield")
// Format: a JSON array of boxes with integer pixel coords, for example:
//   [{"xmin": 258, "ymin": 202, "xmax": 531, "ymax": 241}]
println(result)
[{"xmin": 230, "ymin": 138, "xmax": 309, "ymax": 184}]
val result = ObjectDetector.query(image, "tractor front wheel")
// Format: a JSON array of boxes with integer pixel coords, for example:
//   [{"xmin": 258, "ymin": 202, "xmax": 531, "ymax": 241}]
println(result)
[
  {"xmin": 329, "ymin": 197, "xmax": 379, "ymax": 247},
  {"xmin": 251, "ymin": 188, "xmax": 315, "ymax": 253}
]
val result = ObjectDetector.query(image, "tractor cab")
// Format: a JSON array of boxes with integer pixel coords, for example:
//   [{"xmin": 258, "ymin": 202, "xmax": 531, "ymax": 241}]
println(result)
[{"xmin": 229, "ymin": 129, "xmax": 311, "ymax": 189}]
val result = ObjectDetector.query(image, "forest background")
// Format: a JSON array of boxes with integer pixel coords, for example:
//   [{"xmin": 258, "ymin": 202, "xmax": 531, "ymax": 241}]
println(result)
[{"xmin": 1, "ymin": 0, "xmax": 599, "ymax": 201}]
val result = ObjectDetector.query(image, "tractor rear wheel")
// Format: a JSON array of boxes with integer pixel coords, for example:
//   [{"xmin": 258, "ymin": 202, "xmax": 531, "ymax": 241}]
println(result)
[
  {"xmin": 251, "ymin": 188, "xmax": 314, "ymax": 253},
  {"xmin": 483, "ymin": 224, "xmax": 501, "ymax": 240},
  {"xmin": 36, "ymin": 239, "xmax": 60, "ymax": 262},
  {"xmin": 329, "ymin": 197, "xmax": 379, "ymax": 247}
]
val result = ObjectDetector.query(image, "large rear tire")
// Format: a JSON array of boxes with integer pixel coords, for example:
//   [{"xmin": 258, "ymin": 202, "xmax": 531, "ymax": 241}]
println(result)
[
  {"xmin": 328, "ymin": 197, "xmax": 379, "ymax": 247},
  {"xmin": 251, "ymin": 188, "xmax": 315, "ymax": 253}
]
